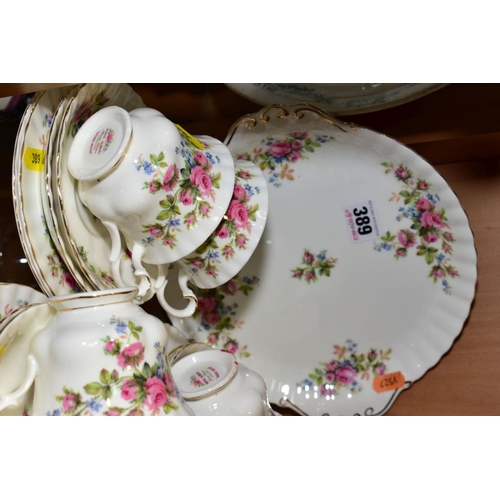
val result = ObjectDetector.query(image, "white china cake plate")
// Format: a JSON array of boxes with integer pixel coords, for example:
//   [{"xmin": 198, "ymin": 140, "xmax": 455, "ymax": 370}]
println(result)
[
  {"xmin": 12, "ymin": 86, "xmax": 86, "ymax": 296},
  {"xmin": 225, "ymin": 83, "xmax": 448, "ymax": 116},
  {"xmin": 168, "ymin": 103, "xmax": 477, "ymax": 416}
]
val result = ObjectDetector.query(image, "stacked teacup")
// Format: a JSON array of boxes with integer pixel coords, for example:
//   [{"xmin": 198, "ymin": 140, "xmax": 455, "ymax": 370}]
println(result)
[{"xmin": 67, "ymin": 106, "xmax": 269, "ymax": 320}]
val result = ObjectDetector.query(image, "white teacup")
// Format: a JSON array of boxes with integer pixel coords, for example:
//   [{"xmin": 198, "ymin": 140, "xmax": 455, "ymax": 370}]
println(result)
[
  {"xmin": 169, "ymin": 343, "xmax": 274, "ymax": 416},
  {"xmin": 67, "ymin": 106, "xmax": 235, "ymax": 313}
]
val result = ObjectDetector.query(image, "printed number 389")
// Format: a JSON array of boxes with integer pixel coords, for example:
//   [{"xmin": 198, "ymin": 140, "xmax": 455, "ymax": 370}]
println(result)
[{"xmin": 353, "ymin": 207, "xmax": 372, "ymax": 235}]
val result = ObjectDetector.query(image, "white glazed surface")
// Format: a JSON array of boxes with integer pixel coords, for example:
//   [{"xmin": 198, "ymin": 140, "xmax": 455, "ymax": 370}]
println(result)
[
  {"xmin": 225, "ymin": 83, "xmax": 448, "ymax": 115},
  {"xmin": 0, "ymin": 282, "xmax": 47, "ymax": 323},
  {"xmin": 74, "ymin": 107, "xmax": 236, "ymax": 267},
  {"xmin": 0, "ymin": 288, "xmax": 194, "ymax": 416},
  {"xmin": 177, "ymin": 159, "xmax": 268, "ymax": 289},
  {"xmin": 53, "ymin": 84, "xmax": 146, "ymax": 291},
  {"xmin": 170, "ymin": 346, "xmax": 273, "ymax": 416},
  {"xmin": 12, "ymin": 86, "xmax": 86, "ymax": 296},
  {"xmin": 167, "ymin": 103, "xmax": 477, "ymax": 416}
]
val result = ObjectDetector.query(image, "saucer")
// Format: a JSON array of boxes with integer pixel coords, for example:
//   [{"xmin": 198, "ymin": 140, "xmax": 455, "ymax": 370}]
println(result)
[
  {"xmin": 52, "ymin": 83, "xmax": 146, "ymax": 291},
  {"xmin": 168, "ymin": 103, "xmax": 477, "ymax": 416},
  {"xmin": 0, "ymin": 282, "xmax": 47, "ymax": 324},
  {"xmin": 12, "ymin": 86, "xmax": 85, "ymax": 296}
]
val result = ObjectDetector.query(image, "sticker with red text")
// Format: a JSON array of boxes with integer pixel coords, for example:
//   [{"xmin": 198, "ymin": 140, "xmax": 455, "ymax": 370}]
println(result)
[
  {"xmin": 344, "ymin": 199, "xmax": 380, "ymax": 243},
  {"xmin": 373, "ymin": 371, "xmax": 405, "ymax": 393}
]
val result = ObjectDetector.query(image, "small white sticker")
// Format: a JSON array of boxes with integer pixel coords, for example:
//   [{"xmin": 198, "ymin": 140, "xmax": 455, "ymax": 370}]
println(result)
[{"xmin": 344, "ymin": 199, "xmax": 380, "ymax": 243}]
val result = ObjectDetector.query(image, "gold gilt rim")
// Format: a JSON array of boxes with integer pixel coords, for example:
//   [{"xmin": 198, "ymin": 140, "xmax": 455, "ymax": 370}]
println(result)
[
  {"xmin": 224, "ymin": 102, "xmax": 358, "ymax": 146},
  {"xmin": 12, "ymin": 91, "xmax": 57, "ymax": 296},
  {"xmin": 48, "ymin": 286, "xmax": 138, "ymax": 311}
]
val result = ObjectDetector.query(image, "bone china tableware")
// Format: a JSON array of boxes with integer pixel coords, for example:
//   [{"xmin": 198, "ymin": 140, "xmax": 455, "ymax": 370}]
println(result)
[
  {"xmin": 167, "ymin": 103, "xmax": 477, "ymax": 416},
  {"xmin": 225, "ymin": 83, "xmax": 448, "ymax": 115},
  {"xmin": 0, "ymin": 287, "xmax": 194, "ymax": 416},
  {"xmin": 169, "ymin": 343, "xmax": 276, "ymax": 416},
  {"xmin": 12, "ymin": 86, "xmax": 86, "ymax": 296},
  {"xmin": 68, "ymin": 105, "xmax": 236, "ymax": 315}
]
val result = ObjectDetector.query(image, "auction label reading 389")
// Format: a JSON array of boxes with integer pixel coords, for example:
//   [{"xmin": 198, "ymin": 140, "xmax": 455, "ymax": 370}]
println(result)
[{"xmin": 344, "ymin": 199, "xmax": 380, "ymax": 243}]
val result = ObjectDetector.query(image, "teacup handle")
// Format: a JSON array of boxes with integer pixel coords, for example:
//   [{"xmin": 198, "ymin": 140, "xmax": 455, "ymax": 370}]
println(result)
[
  {"xmin": 102, "ymin": 221, "xmax": 152, "ymax": 301},
  {"xmin": 155, "ymin": 265, "xmax": 198, "ymax": 319},
  {"xmin": 0, "ymin": 354, "xmax": 38, "ymax": 412}
]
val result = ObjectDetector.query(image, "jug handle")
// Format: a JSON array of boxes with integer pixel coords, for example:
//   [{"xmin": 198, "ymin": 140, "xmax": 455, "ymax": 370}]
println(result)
[
  {"xmin": 0, "ymin": 355, "xmax": 38, "ymax": 412},
  {"xmin": 155, "ymin": 265, "xmax": 198, "ymax": 319}
]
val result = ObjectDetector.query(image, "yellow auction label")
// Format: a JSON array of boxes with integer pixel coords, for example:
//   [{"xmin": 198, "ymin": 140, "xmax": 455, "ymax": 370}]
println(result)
[
  {"xmin": 23, "ymin": 147, "xmax": 45, "ymax": 171},
  {"xmin": 175, "ymin": 124, "xmax": 205, "ymax": 150}
]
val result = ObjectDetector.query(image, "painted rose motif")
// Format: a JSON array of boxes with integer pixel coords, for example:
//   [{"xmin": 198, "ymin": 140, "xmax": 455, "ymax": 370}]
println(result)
[
  {"xmin": 291, "ymin": 249, "xmax": 338, "ymax": 283},
  {"xmin": 68, "ymin": 91, "xmax": 109, "ymax": 138},
  {"xmin": 49, "ymin": 316, "xmax": 180, "ymax": 416},
  {"xmin": 190, "ymin": 275, "xmax": 260, "ymax": 358},
  {"xmin": 137, "ymin": 140, "xmax": 222, "ymax": 251},
  {"xmin": 373, "ymin": 162, "xmax": 459, "ymax": 294},
  {"xmin": 183, "ymin": 169, "xmax": 260, "ymax": 280},
  {"xmin": 298, "ymin": 339, "xmax": 392, "ymax": 398},
  {"xmin": 236, "ymin": 131, "xmax": 335, "ymax": 187},
  {"xmin": 42, "ymin": 216, "xmax": 82, "ymax": 294}
]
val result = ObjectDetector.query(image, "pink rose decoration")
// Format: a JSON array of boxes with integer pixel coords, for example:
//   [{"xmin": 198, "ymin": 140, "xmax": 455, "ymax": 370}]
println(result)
[
  {"xmin": 185, "ymin": 214, "xmax": 195, "ymax": 226},
  {"xmin": 423, "ymin": 232, "xmax": 438, "ymax": 243},
  {"xmin": 443, "ymin": 232, "xmax": 454, "ymax": 242},
  {"xmin": 117, "ymin": 342, "xmax": 145, "ymax": 368},
  {"xmin": 148, "ymin": 181, "xmax": 160, "ymax": 193},
  {"xmin": 225, "ymin": 342, "xmax": 238, "ymax": 354},
  {"xmin": 121, "ymin": 379, "xmax": 138, "ymax": 401},
  {"xmin": 416, "ymin": 197, "xmax": 433, "ymax": 211},
  {"xmin": 106, "ymin": 410, "xmax": 121, "ymax": 416},
  {"xmin": 205, "ymin": 312, "xmax": 220, "ymax": 324},
  {"xmin": 227, "ymin": 200, "xmax": 249, "ymax": 229},
  {"xmin": 432, "ymin": 267, "xmax": 445, "ymax": 278},
  {"xmin": 198, "ymin": 296, "xmax": 216, "ymax": 312},
  {"xmin": 233, "ymin": 184, "xmax": 247, "ymax": 201},
  {"xmin": 193, "ymin": 151, "xmax": 209, "ymax": 167},
  {"xmin": 417, "ymin": 181, "xmax": 429, "ymax": 190},
  {"xmin": 223, "ymin": 246, "xmax": 234, "ymax": 258},
  {"xmin": 375, "ymin": 364, "xmax": 386, "ymax": 376},
  {"xmin": 335, "ymin": 365, "xmax": 357, "ymax": 385},
  {"xmin": 396, "ymin": 248, "xmax": 407, "ymax": 257},
  {"xmin": 179, "ymin": 189, "xmax": 194, "ymax": 206},
  {"xmin": 303, "ymin": 251, "xmax": 314, "ymax": 264},
  {"xmin": 225, "ymin": 280, "xmax": 237, "ymax": 295},
  {"xmin": 190, "ymin": 258, "xmax": 203, "ymax": 268},
  {"xmin": 237, "ymin": 170, "xmax": 252, "ymax": 179},
  {"xmin": 104, "ymin": 339, "xmax": 120, "ymax": 355},
  {"xmin": 162, "ymin": 164, "xmax": 177, "ymax": 192},
  {"xmin": 129, "ymin": 409, "xmax": 144, "ymax": 416},
  {"xmin": 326, "ymin": 360, "xmax": 338, "ymax": 371},
  {"xmin": 305, "ymin": 272, "xmax": 315, "ymax": 282},
  {"xmin": 62, "ymin": 269, "xmax": 77, "ymax": 290},
  {"xmin": 62, "ymin": 393, "xmax": 78, "ymax": 413},
  {"xmin": 190, "ymin": 166, "xmax": 213, "ymax": 197},
  {"xmin": 395, "ymin": 166, "xmax": 409, "ymax": 179},
  {"xmin": 144, "ymin": 377, "xmax": 167, "ymax": 409},
  {"xmin": 325, "ymin": 372, "xmax": 336, "ymax": 382},
  {"xmin": 199, "ymin": 202, "xmax": 210, "ymax": 215},
  {"xmin": 421, "ymin": 210, "xmax": 444, "ymax": 229},
  {"xmin": 216, "ymin": 224, "xmax": 230, "ymax": 239},
  {"xmin": 207, "ymin": 334, "xmax": 218, "ymax": 344},
  {"xmin": 289, "ymin": 131, "xmax": 308, "ymax": 140},
  {"xmin": 290, "ymin": 151, "xmax": 302, "ymax": 162},
  {"xmin": 397, "ymin": 229, "xmax": 416, "ymax": 248},
  {"xmin": 236, "ymin": 235, "xmax": 247, "ymax": 248},
  {"xmin": 268, "ymin": 141, "xmax": 291, "ymax": 158},
  {"xmin": 291, "ymin": 140, "xmax": 302, "ymax": 150},
  {"xmin": 148, "ymin": 226, "xmax": 163, "ymax": 238}
]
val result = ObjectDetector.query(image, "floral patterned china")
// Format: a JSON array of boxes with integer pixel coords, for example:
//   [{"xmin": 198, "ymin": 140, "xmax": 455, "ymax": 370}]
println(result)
[
  {"xmin": 69, "ymin": 106, "xmax": 236, "ymax": 304},
  {"xmin": 225, "ymin": 83, "xmax": 448, "ymax": 115},
  {"xmin": 167, "ymin": 103, "xmax": 477, "ymax": 416},
  {"xmin": 0, "ymin": 287, "xmax": 195, "ymax": 416},
  {"xmin": 12, "ymin": 86, "xmax": 85, "ymax": 296},
  {"xmin": 0, "ymin": 282, "xmax": 47, "ymax": 323},
  {"xmin": 52, "ymin": 84, "xmax": 146, "ymax": 295}
]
